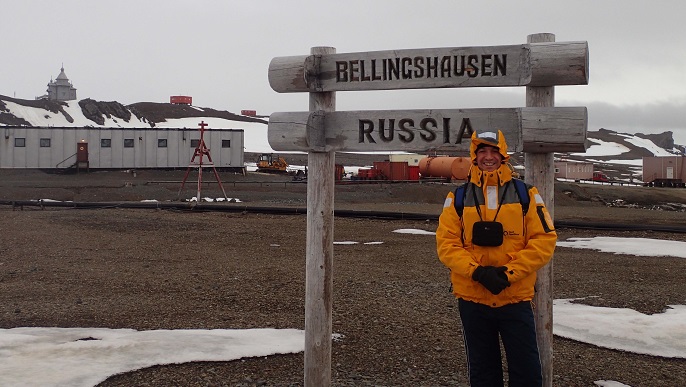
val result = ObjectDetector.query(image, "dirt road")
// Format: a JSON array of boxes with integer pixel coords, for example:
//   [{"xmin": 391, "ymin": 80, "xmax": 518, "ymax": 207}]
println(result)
[{"xmin": 1, "ymin": 169, "xmax": 685, "ymax": 386}]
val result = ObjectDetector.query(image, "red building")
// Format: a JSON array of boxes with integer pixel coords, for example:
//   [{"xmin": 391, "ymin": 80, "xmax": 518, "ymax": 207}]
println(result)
[{"xmin": 170, "ymin": 96, "xmax": 192, "ymax": 105}]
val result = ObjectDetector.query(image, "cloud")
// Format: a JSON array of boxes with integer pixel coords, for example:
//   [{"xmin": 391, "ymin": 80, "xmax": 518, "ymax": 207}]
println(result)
[{"xmin": 571, "ymin": 99, "xmax": 686, "ymax": 144}]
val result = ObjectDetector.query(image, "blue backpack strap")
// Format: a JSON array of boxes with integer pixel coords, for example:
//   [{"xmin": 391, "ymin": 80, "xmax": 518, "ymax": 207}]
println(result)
[
  {"xmin": 452, "ymin": 182, "xmax": 469, "ymax": 245},
  {"xmin": 452, "ymin": 182, "xmax": 469, "ymax": 217},
  {"xmin": 512, "ymin": 178, "xmax": 531, "ymax": 216}
]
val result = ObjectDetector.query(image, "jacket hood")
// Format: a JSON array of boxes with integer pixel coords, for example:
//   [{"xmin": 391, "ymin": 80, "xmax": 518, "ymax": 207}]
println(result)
[
  {"xmin": 469, "ymin": 162, "xmax": 513, "ymax": 187},
  {"xmin": 469, "ymin": 130, "xmax": 510, "ymax": 164}
]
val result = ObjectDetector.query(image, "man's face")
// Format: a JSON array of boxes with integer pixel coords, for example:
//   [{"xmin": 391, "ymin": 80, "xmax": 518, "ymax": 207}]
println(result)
[{"xmin": 476, "ymin": 145, "xmax": 503, "ymax": 172}]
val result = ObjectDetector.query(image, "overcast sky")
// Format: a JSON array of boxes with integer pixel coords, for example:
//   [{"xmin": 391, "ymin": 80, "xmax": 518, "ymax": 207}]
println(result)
[{"xmin": 3, "ymin": 0, "xmax": 685, "ymax": 140}]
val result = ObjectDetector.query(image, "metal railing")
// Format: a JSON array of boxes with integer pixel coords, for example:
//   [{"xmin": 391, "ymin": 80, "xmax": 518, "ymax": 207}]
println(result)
[{"xmin": 55, "ymin": 152, "xmax": 77, "ymax": 169}]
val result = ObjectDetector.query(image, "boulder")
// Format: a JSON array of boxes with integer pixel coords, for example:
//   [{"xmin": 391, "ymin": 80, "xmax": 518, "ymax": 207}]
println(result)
[{"xmin": 78, "ymin": 98, "xmax": 132, "ymax": 126}]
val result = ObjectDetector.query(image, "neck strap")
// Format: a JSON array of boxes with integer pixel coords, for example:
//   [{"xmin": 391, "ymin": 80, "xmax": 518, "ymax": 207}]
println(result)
[{"xmin": 472, "ymin": 180, "xmax": 510, "ymax": 222}]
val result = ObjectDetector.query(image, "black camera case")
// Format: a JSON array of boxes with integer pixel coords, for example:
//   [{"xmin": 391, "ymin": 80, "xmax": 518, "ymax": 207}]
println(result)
[{"xmin": 472, "ymin": 221, "xmax": 504, "ymax": 246}]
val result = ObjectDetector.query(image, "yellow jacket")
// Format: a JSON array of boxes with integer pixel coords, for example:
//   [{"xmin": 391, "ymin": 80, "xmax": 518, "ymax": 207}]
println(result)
[{"xmin": 436, "ymin": 164, "xmax": 557, "ymax": 307}]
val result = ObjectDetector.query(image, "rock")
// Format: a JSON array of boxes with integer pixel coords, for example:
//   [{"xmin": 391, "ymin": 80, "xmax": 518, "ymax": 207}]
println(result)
[
  {"xmin": 78, "ymin": 98, "xmax": 133, "ymax": 126},
  {"xmin": 636, "ymin": 131, "xmax": 675, "ymax": 150}
]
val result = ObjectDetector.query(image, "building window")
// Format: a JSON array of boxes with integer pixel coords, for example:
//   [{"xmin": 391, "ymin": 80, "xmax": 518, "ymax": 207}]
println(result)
[
  {"xmin": 15, "ymin": 138, "xmax": 26, "ymax": 147},
  {"xmin": 124, "ymin": 138, "xmax": 134, "ymax": 148},
  {"xmin": 158, "ymin": 139, "xmax": 168, "ymax": 148},
  {"xmin": 40, "ymin": 138, "xmax": 51, "ymax": 147},
  {"xmin": 101, "ymin": 139, "xmax": 112, "ymax": 148},
  {"xmin": 190, "ymin": 139, "xmax": 200, "ymax": 148},
  {"xmin": 221, "ymin": 140, "xmax": 231, "ymax": 148}
]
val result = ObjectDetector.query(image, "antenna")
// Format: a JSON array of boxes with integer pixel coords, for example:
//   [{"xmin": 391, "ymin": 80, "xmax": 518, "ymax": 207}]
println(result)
[{"xmin": 177, "ymin": 121, "xmax": 229, "ymax": 203}]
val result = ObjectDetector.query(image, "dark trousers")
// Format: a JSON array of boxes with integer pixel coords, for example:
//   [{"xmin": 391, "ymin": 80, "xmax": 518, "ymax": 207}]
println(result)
[{"xmin": 458, "ymin": 299, "xmax": 542, "ymax": 387}]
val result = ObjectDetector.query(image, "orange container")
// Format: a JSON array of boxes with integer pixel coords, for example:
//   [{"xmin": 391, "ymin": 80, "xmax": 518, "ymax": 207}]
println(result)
[{"xmin": 419, "ymin": 157, "xmax": 471, "ymax": 180}]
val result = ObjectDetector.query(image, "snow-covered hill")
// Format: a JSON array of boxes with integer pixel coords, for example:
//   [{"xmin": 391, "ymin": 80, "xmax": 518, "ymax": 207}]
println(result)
[
  {"xmin": 1, "ymin": 95, "xmax": 683, "ymax": 177},
  {"xmin": 548, "ymin": 128, "xmax": 684, "ymax": 182},
  {"xmin": 0, "ymin": 96, "xmax": 272, "ymax": 153}
]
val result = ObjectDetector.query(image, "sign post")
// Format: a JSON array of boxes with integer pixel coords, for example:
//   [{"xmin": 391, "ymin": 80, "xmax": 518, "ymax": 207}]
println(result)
[
  {"xmin": 304, "ymin": 46, "xmax": 336, "ymax": 387},
  {"xmin": 526, "ymin": 32, "xmax": 557, "ymax": 387},
  {"xmin": 269, "ymin": 35, "xmax": 588, "ymax": 387}
]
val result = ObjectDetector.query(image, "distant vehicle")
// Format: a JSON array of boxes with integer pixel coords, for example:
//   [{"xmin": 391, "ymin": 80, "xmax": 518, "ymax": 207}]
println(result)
[
  {"xmin": 592, "ymin": 171, "xmax": 610, "ymax": 182},
  {"xmin": 256, "ymin": 153, "xmax": 289, "ymax": 174},
  {"xmin": 241, "ymin": 110, "xmax": 257, "ymax": 116}
]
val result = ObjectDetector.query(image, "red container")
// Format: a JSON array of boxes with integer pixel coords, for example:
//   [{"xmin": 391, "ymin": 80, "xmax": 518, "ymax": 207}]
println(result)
[
  {"xmin": 373, "ymin": 161, "xmax": 409, "ymax": 181},
  {"xmin": 388, "ymin": 161, "xmax": 409, "ymax": 181},
  {"xmin": 372, "ymin": 161, "xmax": 390, "ymax": 179},
  {"xmin": 241, "ymin": 109, "xmax": 257, "ymax": 116},
  {"xmin": 334, "ymin": 164, "xmax": 345, "ymax": 181},
  {"xmin": 408, "ymin": 165, "xmax": 420, "ymax": 181},
  {"xmin": 357, "ymin": 169, "xmax": 370, "ymax": 179},
  {"xmin": 170, "ymin": 95, "xmax": 192, "ymax": 105},
  {"xmin": 368, "ymin": 168, "xmax": 383, "ymax": 180}
]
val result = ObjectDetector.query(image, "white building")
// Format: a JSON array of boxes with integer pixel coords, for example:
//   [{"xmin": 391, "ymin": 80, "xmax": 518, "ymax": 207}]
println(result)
[
  {"xmin": 554, "ymin": 160, "xmax": 594, "ymax": 180},
  {"xmin": 0, "ymin": 126, "xmax": 244, "ymax": 170},
  {"xmin": 388, "ymin": 153, "xmax": 424, "ymax": 166}
]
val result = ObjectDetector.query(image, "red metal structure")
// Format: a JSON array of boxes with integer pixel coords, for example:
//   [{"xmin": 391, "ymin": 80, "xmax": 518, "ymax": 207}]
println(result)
[
  {"xmin": 170, "ymin": 96, "xmax": 192, "ymax": 105},
  {"xmin": 178, "ymin": 121, "xmax": 229, "ymax": 202}
]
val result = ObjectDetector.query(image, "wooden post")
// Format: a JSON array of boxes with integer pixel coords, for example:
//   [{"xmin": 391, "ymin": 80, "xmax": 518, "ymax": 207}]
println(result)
[
  {"xmin": 304, "ymin": 46, "xmax": 336, "ymax": 387},
  {"xmin": 526, "ymin": 32, "xmax": 555, "ymax": 387}
]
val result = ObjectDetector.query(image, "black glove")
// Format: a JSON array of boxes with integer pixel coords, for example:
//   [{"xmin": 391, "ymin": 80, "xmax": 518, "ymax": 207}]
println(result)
[
  {"xmin": 472, "ymin": 266, "xmax": 510, "ymax": 295},
  {"xmin": 495, "ymin": 266, "xmax": 509, "ymax": 283}
]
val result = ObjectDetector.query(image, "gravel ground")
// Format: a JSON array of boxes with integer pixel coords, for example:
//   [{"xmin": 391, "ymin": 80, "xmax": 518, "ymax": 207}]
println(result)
[{"xmin": 1, "ymin": 169, "xmax": 685, "ymax": 386}]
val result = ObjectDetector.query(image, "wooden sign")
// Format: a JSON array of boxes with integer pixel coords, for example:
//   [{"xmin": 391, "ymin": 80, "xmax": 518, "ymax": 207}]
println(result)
[
  {"xmin": 269, "ymin": 41, "xmax": 588, "ymax": 93},
  {"xmin": 268, "ymin": 107, "xmax": 587, "ymax": 153},
  {"xmin": 271, "ymin": 35, "xmax": 588, "ymax": 387}
]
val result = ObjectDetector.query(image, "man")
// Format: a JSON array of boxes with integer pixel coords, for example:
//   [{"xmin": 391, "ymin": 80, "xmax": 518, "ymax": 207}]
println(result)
[{"xmin": 436, "ymin": 130, "xmax": 557, "ymax": 387}]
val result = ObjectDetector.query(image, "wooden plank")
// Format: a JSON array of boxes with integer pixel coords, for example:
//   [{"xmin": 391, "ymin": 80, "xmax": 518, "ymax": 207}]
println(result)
[
  {"xmin": 529, "ymin": 41, "xmax": 589, "ymax": 86},
  {"xmin": 268, "ymin": 54, "xmax": 311, "ymax": 93},
  {"xmin": 526, "ymin": 32, "xmax": 555, "ymax": 387},
  {"xmin": 521, "ymin": 107, "xmax": 588, "ymax": 153},
  {"xmin": 268, "ymin": 107, "xmax": 587, "ymax": 153},
  {"xmin": 304, "ymin": 46, "xmax": 336, "ymax": 387},
  {"xmin": 269, "ymin": 41, "xmax": 588, "ymax": 93}
]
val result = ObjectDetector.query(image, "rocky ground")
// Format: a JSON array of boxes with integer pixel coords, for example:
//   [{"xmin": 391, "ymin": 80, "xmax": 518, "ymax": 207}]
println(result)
[{"xmin": 1, "ymin": 167, "xmax": 685, "ymax": 387}]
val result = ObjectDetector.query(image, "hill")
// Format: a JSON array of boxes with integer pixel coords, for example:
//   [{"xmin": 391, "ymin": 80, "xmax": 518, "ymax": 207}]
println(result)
[
  {"xmin": 0, "ymin": 95, "xmax": 267, "ymax": 127},
  {"xmin": 1, "ymin": 95, "xmax": 684, "ymax": 182}
]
